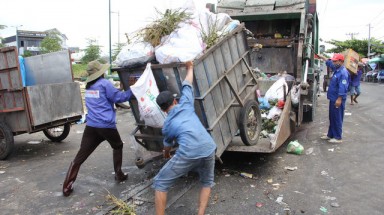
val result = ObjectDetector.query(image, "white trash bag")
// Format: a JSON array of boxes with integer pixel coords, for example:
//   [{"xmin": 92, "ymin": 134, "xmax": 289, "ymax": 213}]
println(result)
[
  {"xmin": 264, "ymin": 77, "xmax": 288, "ymax": 102},
  {"xmin": 114, "ymin": 42, "xmax": 154, "ymax": 68},
  {"xmin": 130, "ymin": 63, "xmax": 166, "ymax": 128}
]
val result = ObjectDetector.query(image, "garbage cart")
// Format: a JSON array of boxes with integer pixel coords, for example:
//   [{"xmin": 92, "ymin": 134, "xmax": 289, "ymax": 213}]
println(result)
[
  {"xmin": 113, "ymin": 24, "xmax": 274, "ymax": 167},
  {"xmin": 0, "ymin": 47, "xmax": 84, "ymax": 159}
]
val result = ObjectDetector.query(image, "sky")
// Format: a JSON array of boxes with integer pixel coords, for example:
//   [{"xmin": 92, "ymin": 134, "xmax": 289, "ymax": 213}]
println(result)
[{"xmin": 1, "ymin": 0, "xmax": 383, "ymax": 55}]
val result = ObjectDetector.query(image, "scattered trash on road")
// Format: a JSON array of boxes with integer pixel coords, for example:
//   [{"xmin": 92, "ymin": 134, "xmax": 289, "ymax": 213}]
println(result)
[
  {"xmin": 321, "ymin": 170, "xmax": 329, "ymax": 176},
  {"xmin": 256, "ymin": 202, "xmax": 263, "ymax": 208},
  {"xmin": 240, "ymin": 172, "xmax": 253, "ymax": 179},
  {"xmin": 331, "ymin": 202, "xmax": 340, "ymax": 208},
  {"xmin": 0, "ymin": 171, "xmax": 5, "ymax": 174},
  {"xmin": 284, "ymin": 166, "xmax": 298, "ymax": 171},
  {"xmin": 345, "ymin": 112, "xmax": 352, "ymax": 116},
  {"xmin": 294, "ymin": 191, "xmax": 304, "ymax": 194},
  {"xmin": 267, "ymin": 178, "xmax": 273, "ymax": 184},
  {"xmin": 287, "ymin": 140, "xmax": 304, "ymax": 155},
  {"xmin": 320, "ymin": 206, "xmax": 328, "ymax": 213},
  {"xmin": 328, "ymin": 148, "xmax": 334, "ymax": 152},
  {"xmin": 27, "ymin": 140, "xmax": 41, "ymax": 144},
  {"xmin": 305, "ymin": 147, "xmax": 314, "ymax": 155}
]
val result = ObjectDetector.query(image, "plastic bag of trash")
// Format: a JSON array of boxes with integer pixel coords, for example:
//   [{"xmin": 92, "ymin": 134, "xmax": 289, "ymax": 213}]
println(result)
[
  {"xmin": 290, "ymin": 84, "xmax": 300, "ymax": 107},
  {"xmin": 114, "ymin": 42, "xmax": 154, "ymax": 68},
  {"xmin": 287, "ymin": 140, "xmax": 304, "ymax": 155},
  {"xmin": 264, "ymin": 78, "xmax": 288, "ymax": 102}
]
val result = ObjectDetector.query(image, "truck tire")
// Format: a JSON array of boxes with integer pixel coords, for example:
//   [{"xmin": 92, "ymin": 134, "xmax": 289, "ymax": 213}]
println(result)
[
  {"xmin": 0, "ymin": 122, "xmax": 14, "ymax": 160},
  {"xmin": 239, "ymin": 100, "xmax": 262, "ymax": 146},
  {"xmin": 43, "ymin": 124, "xmax": 71, "ymax": 142}
]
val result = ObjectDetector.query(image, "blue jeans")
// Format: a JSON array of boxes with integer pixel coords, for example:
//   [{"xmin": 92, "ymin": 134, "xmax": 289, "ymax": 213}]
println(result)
[{"xmin": 152, "ymin": 152, "xmax": 215, "ymax": 192}]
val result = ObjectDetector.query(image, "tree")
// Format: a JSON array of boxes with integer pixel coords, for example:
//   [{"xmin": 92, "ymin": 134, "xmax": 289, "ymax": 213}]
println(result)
[
  {"xmin": 40, "ymin": 31, "xmax": 62, "ymax": 54},
  {"xmin": 325, "ymin": 38, "xmax": 384, "ymax": 58},
  {"xmin": 81, "ymin": 38, "xmax": 102, "ymax": 64}
]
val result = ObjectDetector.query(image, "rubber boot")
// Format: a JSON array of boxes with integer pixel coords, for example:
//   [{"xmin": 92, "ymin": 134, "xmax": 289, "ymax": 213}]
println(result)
[
  {"xmin": 62, "ymin": 162, "xmax": 80, "ymax": 197},
  {"xmin": 113, "ymin": 149, "xmax": 128, "ymax": 182}
]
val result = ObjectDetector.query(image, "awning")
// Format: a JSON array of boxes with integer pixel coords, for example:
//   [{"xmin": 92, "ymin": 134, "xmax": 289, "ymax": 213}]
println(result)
[{"xmin": 369, "ymin": 57, "xmax": 384, "ymax": 63}]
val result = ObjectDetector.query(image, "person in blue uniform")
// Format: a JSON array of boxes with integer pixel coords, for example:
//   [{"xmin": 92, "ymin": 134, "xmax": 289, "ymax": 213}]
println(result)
[
  {"xmin": 62, "ymin": 60, "xmax": 133, "ymax": 197},
  {"xmin": 350, "ymin": 63, "xmax": 364, "ymax": 105},
  {"xmin": 153, "ymin": 61, "xmax": 216, "ymax": 215},
  {"xmin": 318, "ymin": 53, "xmax": 349, "ymax": 143}
]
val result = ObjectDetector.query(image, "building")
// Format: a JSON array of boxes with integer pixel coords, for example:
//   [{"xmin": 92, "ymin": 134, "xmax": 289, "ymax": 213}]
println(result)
[{"xmin": 3, "ymin": 28, "xmax": 68, "ymax": 55}]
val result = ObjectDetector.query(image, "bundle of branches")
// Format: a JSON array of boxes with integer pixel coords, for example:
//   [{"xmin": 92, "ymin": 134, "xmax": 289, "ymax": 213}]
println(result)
[
  {"xmin": 106, "ymin": 192, "xmax": 136, "ymax": 215},
  {"xmin": 136, "ymin": 9, "xmax": 192, "ymax": 47},
  {"xmin": 200, "ymin": 19, "xmax": 221, "ymax": 49}
]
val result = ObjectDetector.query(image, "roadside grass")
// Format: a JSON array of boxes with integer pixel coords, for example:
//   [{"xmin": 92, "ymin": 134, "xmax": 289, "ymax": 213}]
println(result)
[{"xmin": 72, "ymin": 63, "xmax": 88, "ymax": 79}]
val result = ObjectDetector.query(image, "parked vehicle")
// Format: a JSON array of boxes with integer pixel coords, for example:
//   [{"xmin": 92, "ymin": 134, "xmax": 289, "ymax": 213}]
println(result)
[{"xmin": 0, "ymin": 47, "xmax": 84, "ymax": 159}]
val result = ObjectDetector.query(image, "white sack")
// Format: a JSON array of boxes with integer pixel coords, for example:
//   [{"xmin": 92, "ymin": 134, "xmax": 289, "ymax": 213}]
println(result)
[
  {"xmin": 114, "ymin": 42, "xmax": 154, "ymax": 68},
  {"xmin": 264, "ymin": 78, "xmax": 289, "ymax": 102},
  {"xmin": 130, "ymin": 63, "xmax": 166, "ymax": 127}
]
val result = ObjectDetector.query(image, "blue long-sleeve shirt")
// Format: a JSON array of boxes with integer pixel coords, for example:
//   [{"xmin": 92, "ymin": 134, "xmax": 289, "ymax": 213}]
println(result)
[
  {"xmin": 162, "ymin": 80, "xmax": 216, "ymax": 159},
  {"xmin": 326, "ymin": 60, "xmax": 349, "ymax": 101},
  {"xmin": 85, "ymin": 78, "xmax": 132, "ymax": 128}
]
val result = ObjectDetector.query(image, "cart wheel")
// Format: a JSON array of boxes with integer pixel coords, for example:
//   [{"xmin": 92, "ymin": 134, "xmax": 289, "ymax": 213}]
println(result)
[
  {"xmin": 0, "ymin": 122, "xmax": 14, "ymax": 160},
  {"xmin": 135, "ymin": 157, "xmax": 146, "ymax": 169},
  {"xmin": 43, "ymin": 124, "xmax": 70, "ymax": 142},
  {"xmin": 239, "ymin": 100, "xmax": 262, "ymax": 146}
]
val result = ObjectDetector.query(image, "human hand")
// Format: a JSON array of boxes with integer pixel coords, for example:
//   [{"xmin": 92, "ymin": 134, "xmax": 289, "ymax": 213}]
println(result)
[
  {"xmin": 163, "ymin": 147, "xmax": 171, "ymax": 159},
  {"xmin": 335, "ymin": 98, "xmax": 342, "ymax": 108},
  {"xmin": 185, "ymin": 61, "xmax": 193, "ymax": 70}
]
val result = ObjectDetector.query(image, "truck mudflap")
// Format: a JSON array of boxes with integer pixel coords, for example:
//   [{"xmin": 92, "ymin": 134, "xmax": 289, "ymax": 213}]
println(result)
[{"xmin": 226, "ymin": 94, "xmax": 295, "ymax": 153}]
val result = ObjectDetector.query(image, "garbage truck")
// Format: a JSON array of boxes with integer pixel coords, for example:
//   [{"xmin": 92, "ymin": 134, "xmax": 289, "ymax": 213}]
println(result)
[{"xmin": 113, "ymin": 0, "xmax": 321, "ymax": 167}]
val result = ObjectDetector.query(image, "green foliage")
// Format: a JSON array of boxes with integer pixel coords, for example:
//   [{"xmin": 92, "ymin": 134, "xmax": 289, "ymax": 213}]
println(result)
[
  {"xmin": 40, "ymin": 31, "xmax": 62, "ymax": 54},
  {"xmin": 81, "ymin": 38, "xmax": 101, "ymax": 64},
  {"xmin": 72, "ymin": 63, "xmax": 88, "ymax": 78},
  {"xmin": 136, "ymin": 9, "xmax": 192, "ymax": 47},
  {"xmin": 22, "ymin": 50, "xmax": 33, "ymax": 57},
  {"xmin": 325, "ymin": 38, "xmax": 384, "ymax": 58}
]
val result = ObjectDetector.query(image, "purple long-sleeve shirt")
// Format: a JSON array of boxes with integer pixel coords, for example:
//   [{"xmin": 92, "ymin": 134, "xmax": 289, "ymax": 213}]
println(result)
[{"xmin": 85, "ymin": 78, "xmax": 132, "ymax": 128}]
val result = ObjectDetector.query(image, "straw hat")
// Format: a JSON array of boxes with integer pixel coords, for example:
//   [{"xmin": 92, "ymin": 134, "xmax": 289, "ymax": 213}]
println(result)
[{"xmin": 85, "ymin": 60, "xmax": 110, "ymax": 83}]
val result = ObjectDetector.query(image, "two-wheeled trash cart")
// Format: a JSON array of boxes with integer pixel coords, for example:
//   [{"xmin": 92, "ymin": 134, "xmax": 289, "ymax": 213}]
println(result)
[
  {"xmin": 113, "ymin": 24, "xmax": 294, "ymax": 168},
  {"xmin": 0, "ymin": 47, "xmax": 83, "ymax": 159}
]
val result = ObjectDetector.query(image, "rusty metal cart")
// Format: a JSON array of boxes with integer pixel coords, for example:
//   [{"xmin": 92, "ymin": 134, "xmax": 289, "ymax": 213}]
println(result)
[
  {"xmin": 0, "ymin": 47, "xmax": 83, "ymax": 159},
  {"xmin": 113, "ymin": 24, "xmax": 267, "ymax": 167}
]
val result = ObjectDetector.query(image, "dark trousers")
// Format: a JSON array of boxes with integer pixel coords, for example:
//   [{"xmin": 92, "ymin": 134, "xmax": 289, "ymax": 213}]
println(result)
[
  {"xmin": 327, "ymin": 100, "xmax": 346, "ymax": 140},
  {"xmin": 73, "ymin": 126, "xmax": 124, "ymax": 165}
]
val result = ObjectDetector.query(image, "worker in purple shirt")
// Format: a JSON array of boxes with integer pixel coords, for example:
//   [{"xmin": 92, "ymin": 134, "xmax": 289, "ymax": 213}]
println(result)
[
  {"xmin": 318, "ymin": 53, "xmax": 349, "ymax": 143},
  {"xmin": 350, "ymin": 63, "xmax": 363, "ymax": 105},
  {"xmin": 62, "ymin": 60, "xmax": 133, "ymax": 197}
]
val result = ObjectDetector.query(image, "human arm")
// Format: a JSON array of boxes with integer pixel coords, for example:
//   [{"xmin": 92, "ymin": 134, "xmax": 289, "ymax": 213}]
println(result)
[
  {"xmin": 104, "ymin": 80, "xmax": 132, "ymax": 103},
  {"xmin": 335, "ymin": 71, "xmax": 349, "ymax": 108},
  {"xmin": 184, "ymin": 61, "xmax": 194, "ymax": 85}
]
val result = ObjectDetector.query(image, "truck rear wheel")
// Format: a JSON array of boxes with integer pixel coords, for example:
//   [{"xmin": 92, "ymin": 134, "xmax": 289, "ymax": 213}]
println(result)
[
  {"xmin": 239, "ymin": 100, "xmax": 262, "ymax": 146},
  {"xmin": 43, "ymin": 124, "xmax": 71, "ymax": 142},
  {"xmin": 0, "ymin": 122, "xmax": 14, "ymax": 160}
]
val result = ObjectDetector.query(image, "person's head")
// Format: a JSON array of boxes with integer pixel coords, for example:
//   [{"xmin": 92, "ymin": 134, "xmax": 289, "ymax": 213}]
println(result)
[
  {"xmin": 331, "ymin": 53, "xmax": 344, "ymax": 68},
  {"xmin": 85, "ymin": 60, "xmax": 109, "ymax": 83},
  {"xmin": 156, "ymin": 91, "xmax": 177, "ymax": 113}
]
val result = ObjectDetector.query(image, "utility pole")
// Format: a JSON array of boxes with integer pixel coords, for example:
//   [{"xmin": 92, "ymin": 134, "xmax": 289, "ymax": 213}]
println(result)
[
  {"xmin": 368, "ymin": 23, "xmax": 371, "ymax": 58},
  {"xmin": 108, "ymin": 0, "xmax": 112, "ymax": 73},
  {"xmin": 346, "ymin": 32, "xmax": 358, "ymax": 40},
  {"xmin": 111, "ymin": 11, "xmax": 120, "ymax": 45},
  {"xmin": 11, "ymin": 25, "xmax": 23, "ymax": 54}
]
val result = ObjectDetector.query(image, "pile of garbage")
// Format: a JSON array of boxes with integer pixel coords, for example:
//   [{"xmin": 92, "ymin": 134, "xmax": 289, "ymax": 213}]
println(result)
[
  {"xmin": 257, "ymin": 75, "xmax": 290, "ymax": 141},
  {"xmin": 114, "ymin": 0, "xmax": 242, "ymax": 68}
]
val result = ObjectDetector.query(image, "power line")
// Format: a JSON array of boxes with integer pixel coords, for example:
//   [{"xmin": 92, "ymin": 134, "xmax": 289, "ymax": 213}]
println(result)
[
  {"xmin": 346, "ymin": 32, "xmax": 359, "ymax": 40},
  {"xmin": 369, "ymin": 9, "xmax": 384, "ymax": 24}
]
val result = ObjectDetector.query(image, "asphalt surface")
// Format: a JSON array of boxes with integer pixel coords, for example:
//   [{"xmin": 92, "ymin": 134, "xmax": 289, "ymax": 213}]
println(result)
[{"xmin": 1, "ymin": 81, "xmax": 384, "ymax": 215}]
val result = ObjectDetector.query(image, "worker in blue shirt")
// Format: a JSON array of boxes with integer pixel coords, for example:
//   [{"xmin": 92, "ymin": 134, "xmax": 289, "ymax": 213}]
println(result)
[
  {"xmin": 62, "ymin": 60, "xmax": 132, "ymax": 197},
  {"xmin": 318, "ymin": 53, "xmax": 349, "ymax": 143},
  {"xmin": 154, "ymin": 61, "xmax": 216, "ymax": 215},
  {"xmin": 350, "ymin": 63, "xmax": 363, "ymax": 104}
]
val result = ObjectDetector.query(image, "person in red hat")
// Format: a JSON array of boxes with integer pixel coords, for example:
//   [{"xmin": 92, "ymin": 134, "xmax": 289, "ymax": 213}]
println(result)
[{"xmin": 318, "ymin": 53, "xmax": 349, "ymax": 143}]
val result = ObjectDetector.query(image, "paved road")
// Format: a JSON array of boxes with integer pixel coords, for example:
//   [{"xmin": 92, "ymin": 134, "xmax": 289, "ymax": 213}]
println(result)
[{"xmin": 1, "ymin": 82, "xmax": 383, "ymax": 215}]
